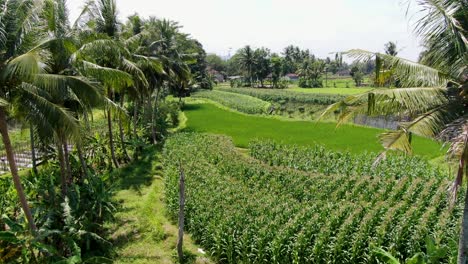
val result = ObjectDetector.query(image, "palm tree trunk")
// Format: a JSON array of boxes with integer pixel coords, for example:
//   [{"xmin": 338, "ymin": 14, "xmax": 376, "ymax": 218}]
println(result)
[
  {"xmin": 149, "ymin": 99, "xmax": 157, "ymax": 145},
  {"xmin": 133, "ymin": 101, "xmax": 138, "ymax": 140},
  {"xmin": 56, "ymin": 140, "xmax": 67, "ymax": 196},
  {"xmin": 62, "ymin": 138, "xmax": 72, "ymax": 186},
  {"xmin": 118, "ymin": 93, "xmax": 130, "ymax": 162},
  {"xmin": 458, "ymin": 164, "xmax": 468, "ymax": 264},
  {"xmin": 29, "ymin": 124, "xmax": 37, "ymax": 174},
  {"xmin": 76, "ymin": 143, "xmax": 88, "ymax": 179},
  {"xmin": 0, "ymin": 109, "xmax": 37, "ymax": 233},
  {"xmin": 107, "ymin": 108, "xmax": 120, "ymax": 168}
]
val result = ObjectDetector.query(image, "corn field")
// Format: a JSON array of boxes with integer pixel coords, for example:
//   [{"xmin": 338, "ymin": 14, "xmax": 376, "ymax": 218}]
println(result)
[
  {"xmin": 163, "ymin": 133, "xmax": 461, "ymax": 264},
  {"xmin": 192, "ymin": 90, "xmax": 272, "ymax": 114},
  {"xmin": 249, "ymin": 140, "xmax": 445, "ymax": 179}
]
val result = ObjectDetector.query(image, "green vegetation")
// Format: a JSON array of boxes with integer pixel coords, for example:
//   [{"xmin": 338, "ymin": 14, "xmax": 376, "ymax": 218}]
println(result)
[
  {"xmin": 288, "ymin": 86, "xmax": 372, "ymax": 95},
  {"xmin": 108, "ymin": 147, "xmax": 211, "ymax": 264},
  {"xmin": 0, "ymin": 0, "xmax": 208, "ymax": 262},
  {"xmin": 217, "ymin": 87, "xmax": 345, "ymax": 105},
  {"xmin": 250, "ymin": 140, "xmax": 445, "ymax": 179},
  {"xmin": 183, "ymin": 102, "xmax": 444, "ymax": 158},
  {"xmin": 164, "ymin": 133, "xmax": 460, "ymax": 263},
  {"xmin": 192, "ymin": 90, "xmax": 271, "ymax": 114}
]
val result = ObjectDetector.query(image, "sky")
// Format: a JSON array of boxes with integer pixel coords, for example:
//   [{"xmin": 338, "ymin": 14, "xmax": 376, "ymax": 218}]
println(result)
[{"xmin": 67, "ymin": 0, "xmax": 425, "ymax": 61}]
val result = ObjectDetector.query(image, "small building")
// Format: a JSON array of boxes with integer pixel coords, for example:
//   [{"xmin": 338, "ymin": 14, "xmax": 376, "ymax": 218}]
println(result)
[
  {"xmin": 336, "ymin": 70, "xmax": 350, "ymax": 76},
  {"xmin": 284, "ymin": 73, "xmax": 299, "ymax": 81},
  {"xmin": 208, "ymin": 69, "xmax": 225, "ymax": 83}
]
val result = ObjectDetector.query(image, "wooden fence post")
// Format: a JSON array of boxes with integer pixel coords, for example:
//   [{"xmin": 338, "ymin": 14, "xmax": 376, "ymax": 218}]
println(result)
[{"xmin": 177, "ymin": 162, "xmax": 186, "ymax": 263}]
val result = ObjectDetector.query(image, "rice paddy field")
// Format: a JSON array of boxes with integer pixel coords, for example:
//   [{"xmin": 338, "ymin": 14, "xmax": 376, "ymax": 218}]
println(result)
[{"xmin": 182, "ymin": 101, "xmax": 444, "ymax": 159}]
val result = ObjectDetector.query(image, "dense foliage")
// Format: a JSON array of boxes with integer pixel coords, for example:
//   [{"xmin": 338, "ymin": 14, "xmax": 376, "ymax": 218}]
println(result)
[
  {"xmin": 164, "ymin": 133, "xmax": 460, "ymax": 263},
  {"xmin": 217, "ymin": 87, "xmax": 345, "ymax": 105},
  {"xmin": 0, "ymin": 0, "xmax": 199, "ymax": 262},
  {"xmin": 192, "ymin": 90, "xmax": 271, "ymax": 114}
]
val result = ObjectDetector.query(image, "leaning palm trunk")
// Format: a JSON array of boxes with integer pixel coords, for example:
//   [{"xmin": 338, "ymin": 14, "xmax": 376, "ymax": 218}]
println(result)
[
  {"xmin": 459, "ymin": 174, "xmax": 468, "ymax": 263},
  {"xmin": 29, "ymin": 124, "xmax": 37, "ymax": 174},
  {"xmin": 132, "ymin": 101, "xmax": 139, "ymax": 140},
  {"xmin": 62, "ymin": 138, "xmax": 72, "ymax": 186},
  {"xmin": 149, "ymin": 99, "xmax": 157, "ymax": 145},
  {"xmin": 56, "ymin": 140, "xmax": 67, "ymax": 196},
  {"xmin": 118, "ymin": 93, "xmax": 130, "ymax": 162},
  {"xmin": 76, "ymin": 143, "xmax": 88, "ymax": 179},
  {"xmin": 107, "ymin": 108, "xmax": 120, "ymax": 168},
  {"xmin": 0, "ymin": 109, "xmax": 37, "ymax": 232}
]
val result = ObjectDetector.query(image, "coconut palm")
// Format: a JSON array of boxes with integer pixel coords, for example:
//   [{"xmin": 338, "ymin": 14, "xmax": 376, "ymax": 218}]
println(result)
[
  {"xmin": 321, "ymin": 0, "xmax": 467, "ymax": 260},
  {"xmin": 37, "ymin": 0, "xmax": 107, "ymax": 189},
  {"xmin": 237, "ymin": 45, "xmax": 255, "ymax": 86},
  {"xmin": 0, "ymin": 0, "xmax": 88, "ymax": 232},
  {"xmin": 73, "ymin": 0, "xmax": 139, "ymax": 168}
]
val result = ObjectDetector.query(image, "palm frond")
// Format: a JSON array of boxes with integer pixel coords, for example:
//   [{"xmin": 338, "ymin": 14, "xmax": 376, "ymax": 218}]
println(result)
[
  {"xmin": 18, "ymin": 82, "xmax": 80, "ymax": 140},
  {"xmin": 78, "ymin": 60, "xmax": 133, "ymax": 89},
  {"xmin": 120, "ymin": 58, "xmax": 148, "ymax": 87},
  {"xmin": 345, "ymin": 49, "xmax": 450, "ymax": 87},
  {"xmin": 414, "ymin": 0, "xmax": 467, "ymax": 78},
  {"xmin": 32, "ymin": 74, "xmax": 104, "ymax": 108},
  {"xmin": 379, "ymin": 130, "xmax": 413, "ymax": 154},
  {"xmin": 73, "ymin": 38, "xmax": 128, "ymax": 59},
  {"xmin": 4, "ymin": 51, "xmax": 44, "ymax": 80}
]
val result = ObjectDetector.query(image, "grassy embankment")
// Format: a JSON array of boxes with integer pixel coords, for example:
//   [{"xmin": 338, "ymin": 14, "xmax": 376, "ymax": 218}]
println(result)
[{"xmin": 108, "ymin": 146, "xmax": 212, "ymax": 264}]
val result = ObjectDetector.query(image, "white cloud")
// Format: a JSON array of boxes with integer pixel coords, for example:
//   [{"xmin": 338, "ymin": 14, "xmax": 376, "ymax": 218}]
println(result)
[{"xmin": 67, "ymin": 0, "xmax": 424, "ymax": 61}]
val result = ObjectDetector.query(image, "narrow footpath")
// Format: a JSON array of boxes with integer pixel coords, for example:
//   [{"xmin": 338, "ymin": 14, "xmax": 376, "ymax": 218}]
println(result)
[{"xmin": 108, "ymin": 146, "xmax": 212, "ymax": 264}]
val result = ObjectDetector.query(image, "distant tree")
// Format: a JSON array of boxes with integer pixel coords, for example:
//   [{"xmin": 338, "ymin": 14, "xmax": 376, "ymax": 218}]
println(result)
[
  {"xmin": 270, "ymin": 55, "xmax": 283, "ymax": 88},
  {"xmin": 364, "ymin": 60, "xmax": 376, "ymax": 74},
  {"xmin": 329, "ymin": 62, "xmax": 339, "ymax": 74},
  {"xmin": 384, "ymin": 41, "xmax": 398, "ymax": 56},
  {"xmin": 237, "ymin": 45, "xmax": 256, "ymax": 86},
  {"xmin": 350, "ymin": 67, "xmax": 364, "ymax": 86},
  {"xmin": 281, "ymin": 45, "xmax": 299, "ymax": 74},
  {"xmin": 226, "ymin": 53, "xmax": 242, "ymax": 76},
  {"xmin": 297, "ymin": 59, "xmax": 325, "ymax": 88},
  {"xmin": 253, "ymin": 48, "xmax": 271, "ymax": 87},
  {"xmin": 206, "ymin": 54, "xmax": 226, "ymax": 72}
]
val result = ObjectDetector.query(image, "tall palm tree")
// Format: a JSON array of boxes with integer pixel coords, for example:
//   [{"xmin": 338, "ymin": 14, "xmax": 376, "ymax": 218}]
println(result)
[
  {"xmin": 38, "ymin": 0, "xmax": 106, "ymax": 190},
  {"xmin": 238, "ymin": 45, "xmax": 255, "ymax": 86},
  {"xmin": 75, "ymin": 0, "xmax": 135, "ymax": 168},
  {"xmin": 0, "ymin": 0, "xmax": 84, "ymax": 233},
  {"xmin": 321, "ymin": 0, "xmax": 467, "ymax": 261}
]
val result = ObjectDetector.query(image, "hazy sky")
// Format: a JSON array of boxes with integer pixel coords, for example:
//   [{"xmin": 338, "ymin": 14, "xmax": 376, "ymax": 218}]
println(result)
[{"xmin": 67, "ymin": 0, "xmax": 424, "ymax": 61}]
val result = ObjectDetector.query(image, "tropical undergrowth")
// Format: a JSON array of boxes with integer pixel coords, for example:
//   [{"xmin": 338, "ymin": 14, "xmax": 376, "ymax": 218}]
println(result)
[{"xmin": 0, "ymin": 101, "xmax": 181, "ymax": 263}]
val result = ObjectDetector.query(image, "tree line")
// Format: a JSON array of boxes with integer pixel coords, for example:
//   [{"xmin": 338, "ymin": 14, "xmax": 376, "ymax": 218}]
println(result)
[
  {"xmin": 0, "ymin": 0, "xmax": 210, "ymax": 262},
  {"xmin": 206, "ymin": 45, "xmax": 378, "ymax": 88}
]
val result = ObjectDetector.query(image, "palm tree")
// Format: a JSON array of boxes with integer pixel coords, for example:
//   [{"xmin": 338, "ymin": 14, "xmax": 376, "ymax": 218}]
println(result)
[
  {"xmin": 237, "ymin": 45, "xmax": 255, "ymax": 86},
  {"xmin": 38, "ymin": 0, "xmax": 106, "ymax": 189},
  {"xmin": 137, "ymin": 18, "xmax": 189, "ymax": 143},
  {"xmin": 76, "ymin": 0, "xmax": 135, "ymax": 168},
  {"xmin": 321, "ymin": 0, "xmax": 467, "ymax": 261},
  {"xmin": 0, "ymin": 0, "xmax": 86, "ymax": 233}
]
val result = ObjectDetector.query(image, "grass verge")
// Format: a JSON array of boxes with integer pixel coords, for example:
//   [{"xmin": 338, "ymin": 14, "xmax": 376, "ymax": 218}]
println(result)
[{"xmin": 108, "ymin": 147, "xmax": 212, "ymax": 264}]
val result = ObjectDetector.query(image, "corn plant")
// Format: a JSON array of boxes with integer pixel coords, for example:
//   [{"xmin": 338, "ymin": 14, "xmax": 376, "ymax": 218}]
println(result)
[{"xmin": 163, "ymin": 133, "xmax": 461, "ymax": 263}]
